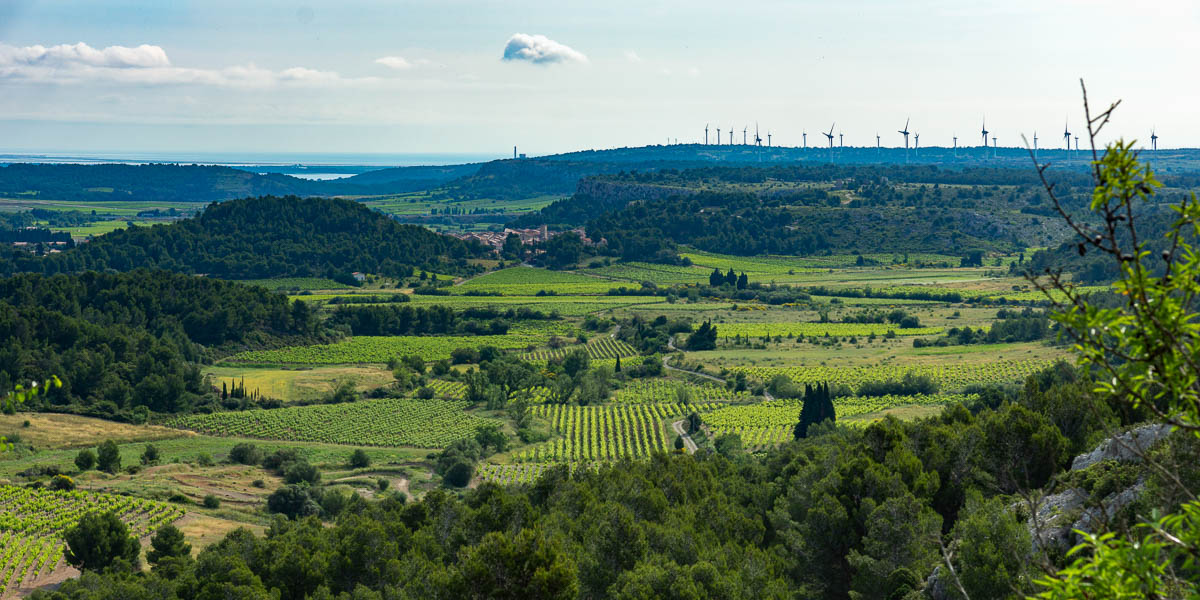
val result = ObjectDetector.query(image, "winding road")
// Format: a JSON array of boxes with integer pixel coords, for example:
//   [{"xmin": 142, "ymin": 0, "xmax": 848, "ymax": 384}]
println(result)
[{"xmin": 671, "ymin": 419, "xmax": 699, "ymax": 454}]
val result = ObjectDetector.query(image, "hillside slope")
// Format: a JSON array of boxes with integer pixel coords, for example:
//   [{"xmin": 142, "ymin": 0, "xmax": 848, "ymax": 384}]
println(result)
[{"xmin": 0, "ymin": 196, "xmax": 491, "ymax": 278}]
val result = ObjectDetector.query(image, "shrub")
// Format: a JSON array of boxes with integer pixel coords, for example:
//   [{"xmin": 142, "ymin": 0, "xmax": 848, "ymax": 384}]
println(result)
[
  {"xmin": 229, "ymin": 442, "xmax": 263, "ymax": 466},
  {"xmin": 267, "ymin": 484, "xmax": 322, "ymax": 520},
  {"xmin": 195, "ymin": 453, "xmax": 214, "ymax": 467},
  {"xmin": 263, "ymin": 448, "xmax": 300, "ymax": 472},
  {"xmin": 74, "ymin": 449, "xmax": 97, "ymax": 472},
  {"xmin": 202, "ymin": 495, "xmax": 221, "ymax": 509},
  {"xmin": 416, "ymin": 386, "xmax": 435, "ymax": 400},
  {"xmin": 140, "ymin": 444, "xmax": 160, "ymax": 465},
  {"xmin": 97, "ymin": 440, "xmax": 121, "ymax": 474},
  {"xmin": 349, "ymin": 449, "xmax": 371, "ymax": 469},
  {"xmin": 377, "ymin": 478, "xmax": 389, "ymax": 491},
  {"xmin": 49, "ymin": 474, "xmax": 76, "ymax": 491},
  {"xmin": 284, "ymin": 460, "xmax": 321, "ymax": 485},
  {"xmin": 168, "ymin": 493, "xmax": 190, "ymax": 504},
  {"xmin": 252, "ymin": 479, "xmax": 266, "ymax": 488}
]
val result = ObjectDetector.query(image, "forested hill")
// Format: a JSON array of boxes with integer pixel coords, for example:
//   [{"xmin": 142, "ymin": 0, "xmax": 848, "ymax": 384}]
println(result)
[
  {"xmin": 0, "ymin": 163, "xmax": 478, "ymax": 203},
  {"xmin": 0, "ymin": 196, "xmax": 491, "ymax": 279},
  {"xmin": 0, "ymin": 270, "xmax": 320, "ymax": 421}
]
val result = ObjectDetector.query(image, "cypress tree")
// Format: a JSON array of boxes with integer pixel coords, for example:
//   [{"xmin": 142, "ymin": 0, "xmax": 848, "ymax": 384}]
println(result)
[
  {"xmin": 725, "ymin": 268, "xmax": 737, "ymax": 286},
  {"xmin": 709, "ymin": 268, "xmax": 723, "ymax": 287},
  {"xmin": 736, "ymin": 272, "xmax": 748, "ymax": 290}
]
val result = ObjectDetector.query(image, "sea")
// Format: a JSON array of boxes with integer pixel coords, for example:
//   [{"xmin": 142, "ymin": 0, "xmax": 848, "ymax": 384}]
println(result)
[{"xmin": 0, "ymin": 151, "xmax": 505, "ymax": 180}]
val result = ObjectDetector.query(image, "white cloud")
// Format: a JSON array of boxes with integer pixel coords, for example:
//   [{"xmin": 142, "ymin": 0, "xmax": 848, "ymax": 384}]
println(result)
[
  {"xmin": 0, "ymin": 42, "xmax": 170, "ymax": 69},
  {"xmin": 501, "ymin": 33, "xmax": 587, "ymax": 65},
  {"xmin": 0, "ymin": 42, "xmax": 358, "ymax": 88},
  {"xmin": 623, "ymin": 50, "xmax": 642, "ymax": 63},
  {"xmin": 375, "ymin": 56, "xmax": 412, "ymax": 70}
]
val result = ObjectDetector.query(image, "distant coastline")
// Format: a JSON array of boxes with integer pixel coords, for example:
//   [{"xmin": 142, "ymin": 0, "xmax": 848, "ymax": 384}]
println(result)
[{"xmin": 0, "ymin": 151, "xmax": 504, "ymax": 171}]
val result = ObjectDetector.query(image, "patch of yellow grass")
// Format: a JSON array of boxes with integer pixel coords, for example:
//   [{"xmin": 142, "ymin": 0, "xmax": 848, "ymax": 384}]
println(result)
[{"xmin": 0, "ymin": 413, "xmax": 188, "ymax": 449}]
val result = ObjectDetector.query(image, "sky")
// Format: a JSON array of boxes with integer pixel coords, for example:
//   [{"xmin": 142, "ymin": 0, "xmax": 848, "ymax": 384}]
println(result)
[{"xmin": 0, "ymin": 0, "xmax": 1196, "ymax": 157}]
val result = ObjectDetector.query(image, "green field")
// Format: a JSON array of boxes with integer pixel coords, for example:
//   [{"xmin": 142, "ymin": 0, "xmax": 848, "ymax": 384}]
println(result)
[{"xmin": 165, "ymin": 398, "xmax": 492, "ymax": 447}]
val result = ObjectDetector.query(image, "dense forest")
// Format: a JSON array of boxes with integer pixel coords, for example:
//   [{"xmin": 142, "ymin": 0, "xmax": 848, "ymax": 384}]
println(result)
[
  {"xmin": 0, "ymin": 270, "xmax": 319, "ymax": 421},
  {"xmin": 31, "ymin": 362, "xmax": 1200, "ymax": 600},
  {"xmin": 0, "ymin": 196, "xmax": 491, "ymax": 279},
  {"xmin": 576, "ymin": 190, "xmax": 1019, "ymax": 262}
]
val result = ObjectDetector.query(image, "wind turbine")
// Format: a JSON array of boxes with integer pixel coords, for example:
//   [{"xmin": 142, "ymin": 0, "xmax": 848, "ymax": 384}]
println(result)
[
  {"xmin": 755, "ymin": 123, "xmax": 762, "ymax": 146},
  {"xmin": 992, "ymin": 136, "xmax": 998, "ymax": 158},
  {"xmin": 1063, "ymin": 120, "xmax": 1071, "ymax": 152},
  {"xmin": 767, "ymin": 131, "xmax": 772, "ymax": 147},
  {"xmin": 716, "ymin": 127, "xmax": 721, "ymax": 145},
  {"xmin": 1074, "ymin": 135, "xmax": 1079, "ymax": 152},
  {"xmin": 704, "ymin": 124, "xmax": 709, "ymax": 145},
  {"xmin": 802, "ymin": 132, "xmax": 807, "ymax": 148},
  {"xmin": 823, "ymin": 123, "xmax": 836, "ymax": 160},
  {"xmin": 981, "ymin": 118, "xmax": 989, "ymax": 148},
  {"xmin": 898, "ymin": 117, "xmax": 911, "ymax": 149},
  {"xmin": 1151, "ymin": 128, "xmax": 1158, "ymax": 152},
  {"xmin": 914, "ymin": 132, "xmax": 920, "ymax": 151},
  {"xmin": 728, "ymin": 127, "xmax": 733, "ymax": 145},
  {"xmin": 839, "ymin": 132, "xmax": 844, "ymax": 147},
  {"xmin": 1033, "ymin": 131, "xmax": 1039, "ymax": 161},
  {"xmin": 876, "ymin": 132, "xmax": 881, "ymax": 148},
  {"xmin": 953, "ymin": 135, "xmax": 958, "ymax": 158},
  {"xmin": 743, "ymin": 126, "xmax": 748, "ymax": 145}
]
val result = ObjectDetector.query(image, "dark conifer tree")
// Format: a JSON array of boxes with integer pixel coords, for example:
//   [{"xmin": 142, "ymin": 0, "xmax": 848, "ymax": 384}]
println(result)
[
  {"xmin": 736, "ymin": 272, "xmax": 748, "ymax": 290},
  {"xmin": 709, "ymin": 268, "xmax": 724, "ymax": 287},
  {"xmin": 725, "ymin": 268, "xmax": 737, "ymax": 286}
]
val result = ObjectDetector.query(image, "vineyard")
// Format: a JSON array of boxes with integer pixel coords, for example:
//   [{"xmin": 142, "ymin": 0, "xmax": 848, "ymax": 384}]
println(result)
[
  {"xmin": 702, "ymin": 393, "xmax": 978, "ymax": 449},
  {"xmin": 516, "ymin": 403, "xmax": 720, "ymax": 463},
  {"xmin": 522, "ymin": 337, "xmax": 638, "ymax": 362},
  {"xmin": 225, "ymin": 334, "xmax": 536, "ymax": 364},
  {"xmin": 0, "ymin": 486, "xmax": 183, "ymax": 596},
  {"xmin": 715, "ymin": 322, "xmax": 943, "ymax": 338},
  {"xmin": 612, "ymin": 379, "xmax": 750, "ymax": 403},
  {"xmin": 733, "ymin": 361, "xmax": 1050, "ymax": 391},
  {"xmin": 165, "ymin": 398, "xmax": 491, "ymax": 447},
  {"xmin": 580, "ymin": 262, "xmax": 714, "ymax": 284},
  {"xmin": 455, "ymin": 267, "xmax": 618, "ymax": 295}
]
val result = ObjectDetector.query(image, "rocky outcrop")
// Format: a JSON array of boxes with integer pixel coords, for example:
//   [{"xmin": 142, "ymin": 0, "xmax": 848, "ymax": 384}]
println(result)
[{"xmin": 1070, "ymin": 423, "xmax": 1172, "ymax": 470}]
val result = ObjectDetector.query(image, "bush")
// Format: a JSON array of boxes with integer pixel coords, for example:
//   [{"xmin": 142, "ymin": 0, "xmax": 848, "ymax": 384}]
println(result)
[
  {"xmin": 63, "ymin": 511, "xmax": 140, "ymax": 572},
  {"xmin": 443, "ymin": 460, "xmax": 474, "ymax": 487},
  {"xmin": 377, "ymin": 478, "xmax": 390, "ymax": 491},
  {"xmin": 267, "ymin": 484, "xmax": 322, "ymax": 519},
  {"xmin": 284, "ymin": 460, "xmax": 321, "ymax": 485},
  {"xmin": 349, "ymin": 449, "xmax": 371, "ymax": 469},
  {"xmin": 251, "ymin": 479, "xmax": 266, "ymax": 488},
  {"xmin": 97, "ymin": 440, "xmax": 120, "ymax": 474},
  {"xmin": 74, "ymin": 449, "xmax": 97, "ymax": 472},
  {"xmin": 49, "ymin": 474, "xmax": 76, "ymax": 491},
  {"xmin": 416, "ymin": 386, "xmax": 435, "ymax": 400},
  {"xmin": 168, "ymin": 493, "xmax": 191, "ymax": 504},
  {"xmin": 202, "ymin": 494, "xmax": 221, "ymax": 509},
  {"xmin": 263, "ymin": 448, "xmax": 300, "ymax": 472},
  {"xmin": 229, "ymin": 442, "xmax": 263, "ymax": 466},
  {"xmin": 140, "ymin": 444, "xmax": 160, "ymax": 465},
  {"xmin": 195, "ymin": 453, "xmax": 214, "ymax": 467}
]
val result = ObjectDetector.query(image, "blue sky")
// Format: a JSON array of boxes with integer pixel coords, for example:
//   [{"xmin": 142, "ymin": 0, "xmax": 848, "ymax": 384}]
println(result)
[{"xmin": 0, "ymin": 0, "xmax": 1195, "ymax": 156}]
